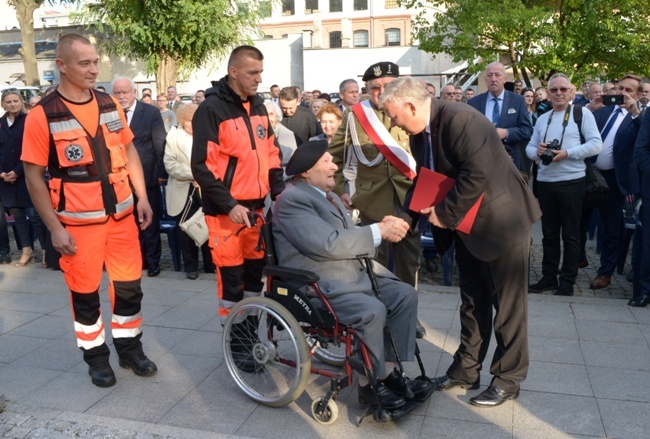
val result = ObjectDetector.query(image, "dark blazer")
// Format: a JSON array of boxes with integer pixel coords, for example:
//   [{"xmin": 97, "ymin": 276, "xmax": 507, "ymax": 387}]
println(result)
[
  {"xmin": 405, "ymin": 100, "xmax": 541, "ymax": 262},
  {"xmin": 592, "ymin": 105, "xmax": 641, "ymax": 195},
  {"xmin": 634, "ymin": 109, "xmax": 650, "ymax": 198},
  {"xmin": 0, "ymin": 112, "xmax": 31, "ymax": 207},
  {"xmin": 467, "ymin": 90, "xmax": 533, "ymax": 154},
  {"xmin": 129, "ymin": 100, "xmax": 167, "ymax": 188}
]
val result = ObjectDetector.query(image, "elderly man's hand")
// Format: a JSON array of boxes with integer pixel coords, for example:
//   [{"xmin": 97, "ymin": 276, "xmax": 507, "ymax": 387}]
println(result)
[{"xmin": 377, "ymin": 215, "xmax": 409, "ymax": 243}]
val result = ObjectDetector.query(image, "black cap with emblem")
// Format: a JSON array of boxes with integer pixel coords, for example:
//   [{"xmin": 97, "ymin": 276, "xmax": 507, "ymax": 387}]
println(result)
[
  {"xmin": 362, "ymin": 61, "xmax": 400, "ymax": 82},
  {"xmin": 285, "ymin": 139, "xmax": 329, "ymax": 176}
]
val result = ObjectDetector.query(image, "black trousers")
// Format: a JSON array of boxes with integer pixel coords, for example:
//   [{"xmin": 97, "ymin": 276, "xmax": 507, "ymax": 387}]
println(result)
[
  {"xmin": 134, "ymin": 186, "xmax": 162, "ymax": 268},
  {"xmin": 174, "ymin": 187, "xmax": 215, "ymax": 273},
  {"xmin": 537, "ymin": 177, "xmax": 585, "ymax": 287},
  {"xmin": 447, "ymin": 236, "xmax": 531, "ymax": 393}
]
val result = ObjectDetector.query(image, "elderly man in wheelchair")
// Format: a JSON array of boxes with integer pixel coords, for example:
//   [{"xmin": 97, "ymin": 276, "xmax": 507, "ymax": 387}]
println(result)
[{"xmin": 269, "ymin": 139, "xmax": 434, "ymax": 412}]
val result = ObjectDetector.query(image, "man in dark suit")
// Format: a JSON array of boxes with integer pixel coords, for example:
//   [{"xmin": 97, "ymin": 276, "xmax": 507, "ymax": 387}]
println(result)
[
  {"xmin": 467, "ymin": 62, "xmax": 533, "ymax": 171},
  {"xmin": 633, "ymin": 100, "xmax": 650, "ymax": 307},
  {"xmin": 582, "ymin": 75, "xmax": 642, "ymax": 291},
  {"xmin": 381, "ymin": 77, "xmax": 541, "ymax": 407},
  {"xmin": 112, "ymin": 77, "xmax": 167, "ymax": 277}
]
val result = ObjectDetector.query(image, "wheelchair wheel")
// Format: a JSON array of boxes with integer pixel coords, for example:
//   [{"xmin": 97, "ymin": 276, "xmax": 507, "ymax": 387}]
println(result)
[
  {"xmin": 223, "ymin": 297, "xmax": 311, "ymax": 407},
  {"xmin": 311, "ymin": 397, "xmax": 338, "ymax": 425},
  {"xmin": 307, "ymin": 337, "xmax": 346, "ymax": 368}
]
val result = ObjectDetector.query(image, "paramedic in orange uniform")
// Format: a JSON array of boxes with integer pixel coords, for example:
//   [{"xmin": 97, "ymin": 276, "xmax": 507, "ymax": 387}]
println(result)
[
  {"xmin": 22, "ymin": 34, "xmax": 157, "ymax": 388},
  {"xmin": 191, "ymin": 46, "xmax": 284, "ymax": 368}
]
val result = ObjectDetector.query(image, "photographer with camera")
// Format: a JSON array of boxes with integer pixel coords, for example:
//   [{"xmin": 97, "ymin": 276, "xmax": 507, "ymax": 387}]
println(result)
[{"xmin": 526, "ymin": 73, "xmax": 602, "ymax": 296}]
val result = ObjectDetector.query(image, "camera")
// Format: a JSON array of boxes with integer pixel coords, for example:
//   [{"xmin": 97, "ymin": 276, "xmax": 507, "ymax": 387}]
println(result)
[
  {"xmin": 540, "ymin": 139, "xmax": 561, "ymax": 166},
  {"xmin": 603, "ymin": 94, "xmax": 625, "ymax": 106}
]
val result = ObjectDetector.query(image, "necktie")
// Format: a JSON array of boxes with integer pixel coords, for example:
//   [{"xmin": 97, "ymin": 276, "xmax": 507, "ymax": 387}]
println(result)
[
  {"xmin": 423, "ymin": 132, "xmax": 434, "ymax": 170},
  {"xmin": 600, "ymin": 107, "xmax": 622, "ymax": 141},
  {"xmin": 641, "ymin": 104, "xmax": 647, "ymax": 114},
  {"xmin": 592, "ymin": 107, "xmax": 622, "ymax": 163},
  {"xmin": 491, "ymin": 98, "xmax": 500, "ymax": 125}
]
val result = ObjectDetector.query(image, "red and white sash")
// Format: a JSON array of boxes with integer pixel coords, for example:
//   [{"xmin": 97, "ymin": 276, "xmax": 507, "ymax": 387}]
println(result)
[{"xmin": 351, "ymin": 100, "xmax": 417, "ymax": 180}]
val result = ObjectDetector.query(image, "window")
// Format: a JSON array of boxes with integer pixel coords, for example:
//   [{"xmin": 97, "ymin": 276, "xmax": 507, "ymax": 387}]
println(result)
[
  {"xmin": 354, "ymin": 0, "xmax": 368, "ymax": 10},
  {"xmin": 385, "ymin": 28, "xmax": 401, "ymax": 46},
  {"xmin": 329, "ymin": 0, "xmax": 342, "ymax": 13},
  {"xmin": 282, "ymin": 0, "xmax": 294, "ymax": 15},
  {"xmin": 353, "ymin": 30, "xmax": 369, "ymax": 47},
  {"xmin": 330, "ymin": 31, "xmax": 342, "ymax": 48},
  {"xmin": 305, "ymin": 0, "xmax": 318, "ymax": 13},
  {"xmin": 385, "ymin": 0, "xmax": 399, "ymax": 8}
]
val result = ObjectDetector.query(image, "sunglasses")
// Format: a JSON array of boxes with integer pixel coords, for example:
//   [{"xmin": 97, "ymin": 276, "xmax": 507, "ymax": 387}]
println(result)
[
  {"xmin": 1, "ymin": 88, "xmax": 18, "ymax": 96},
  {"xmin": 548, "ymin": 87, "xmax": 569, "ymax": 94}
]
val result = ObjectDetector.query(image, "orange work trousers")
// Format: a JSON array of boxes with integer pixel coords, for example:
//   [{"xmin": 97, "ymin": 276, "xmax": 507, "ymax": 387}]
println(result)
[
  {"xmin": 206, "ymin": 211, "xmax": 265, "ymax": 322},
  {"xmin": 60, "ymin": 214, "xmax": 144, "ymax": 364}
]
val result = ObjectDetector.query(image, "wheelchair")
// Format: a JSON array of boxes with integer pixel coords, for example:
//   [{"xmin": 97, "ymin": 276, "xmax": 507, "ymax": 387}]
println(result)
[{"xmin": 222, "ymin": 212, "xmax": 434, "ymax": 425}]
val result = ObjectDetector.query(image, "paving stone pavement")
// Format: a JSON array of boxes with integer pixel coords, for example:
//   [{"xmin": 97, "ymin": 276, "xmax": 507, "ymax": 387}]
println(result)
[{"xmin": 1, "ymin": 219, "xmax": 647, "ymax": 438}]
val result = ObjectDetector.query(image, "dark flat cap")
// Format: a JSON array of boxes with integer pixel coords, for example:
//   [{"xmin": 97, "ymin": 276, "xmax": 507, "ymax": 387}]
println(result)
[
  {"xmin": 285, "ymin": 139, "xmax": 329, "ymax": 176},
  {"xmin": 362, "ymin": 61, "xmax": 399, "ymax": 82}
]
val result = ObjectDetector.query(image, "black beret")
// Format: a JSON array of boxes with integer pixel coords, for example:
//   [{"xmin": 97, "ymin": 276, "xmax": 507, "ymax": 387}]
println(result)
[
  {"xmin": 362, "ymin": 61, "xmax": 400, "ymax": 82},
  {"xmin": 285, "ymin": 139, "xmax": 329, "ymax": 176}
]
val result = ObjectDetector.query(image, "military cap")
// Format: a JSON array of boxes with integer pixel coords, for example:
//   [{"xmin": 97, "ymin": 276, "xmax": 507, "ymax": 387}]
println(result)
[
  {"xmin": 362, "ymin": 61, "xmax": 400, "ymax": 82},
  {"xmin": 285, "ymin": 139, "xmax": 329, "ymax": 176}
]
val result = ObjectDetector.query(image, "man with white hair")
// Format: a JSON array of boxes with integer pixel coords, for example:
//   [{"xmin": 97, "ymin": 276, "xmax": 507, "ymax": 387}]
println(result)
[
  {"xmin": 381, "ymin": 77, "xmax": 541, "ymax": 407},
  {"xmin": 112, "ymin": 76, "xmax": 167, "ymax": 277}
]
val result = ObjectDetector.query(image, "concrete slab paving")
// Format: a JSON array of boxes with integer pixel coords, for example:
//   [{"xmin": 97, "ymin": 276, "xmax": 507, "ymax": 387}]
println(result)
[{"xmin": 2, "ymin": 221, "xmax": 649, "ymax": 438}]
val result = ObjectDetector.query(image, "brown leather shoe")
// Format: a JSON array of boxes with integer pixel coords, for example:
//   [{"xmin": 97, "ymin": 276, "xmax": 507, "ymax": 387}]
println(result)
[{"xmin": 590, "ymin": 275, "xmax": 611, "ymax": 289}]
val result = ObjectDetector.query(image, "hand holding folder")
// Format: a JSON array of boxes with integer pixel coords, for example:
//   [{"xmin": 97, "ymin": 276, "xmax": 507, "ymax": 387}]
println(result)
[{"xmin": 409, "ymin": 168, "xmax": 483, "ymax": 234}]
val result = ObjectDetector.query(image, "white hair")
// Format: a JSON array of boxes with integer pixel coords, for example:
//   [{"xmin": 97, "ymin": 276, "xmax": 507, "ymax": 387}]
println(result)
[
  {"xmin": 111, "ymin": 76, "xmax": 136, "ymax": 91},
  {"xmin": 264, "ymin": 99, "xmax": 283, "ymax": 121},
  {"xmin": 379, "ymin": 77, "xmax": 430, "ymax": 107}
]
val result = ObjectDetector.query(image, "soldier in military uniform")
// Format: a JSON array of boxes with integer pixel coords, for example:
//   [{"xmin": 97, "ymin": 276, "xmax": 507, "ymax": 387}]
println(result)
[{"xmin": 329, "ymin": 61, "xmax": 425, "ymax": 337}]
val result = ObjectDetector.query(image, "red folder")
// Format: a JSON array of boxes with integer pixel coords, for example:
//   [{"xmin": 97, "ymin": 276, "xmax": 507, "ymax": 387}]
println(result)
[{"xmin": 409, "ymin": 167, "xmax": 483, "ymax": 235}]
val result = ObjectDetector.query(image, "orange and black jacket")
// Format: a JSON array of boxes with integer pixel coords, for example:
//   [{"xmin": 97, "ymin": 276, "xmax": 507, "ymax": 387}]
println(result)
[
  {"xmin": 43, "ymin": 91, "xmax": 133, "ymax": 225},
  {"xmin": 191, "ymin": 76, "xmax": 284, "ymax": 215}
]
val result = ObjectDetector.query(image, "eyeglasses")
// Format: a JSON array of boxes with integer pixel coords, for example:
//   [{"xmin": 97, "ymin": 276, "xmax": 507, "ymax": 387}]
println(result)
[
  {"xmin": 1, "ymin": 88, "xmax": 17, "ymax": 96},
  {"xmin": 548, "ymin": 87, "xmax": 569, "ymax": 94}
]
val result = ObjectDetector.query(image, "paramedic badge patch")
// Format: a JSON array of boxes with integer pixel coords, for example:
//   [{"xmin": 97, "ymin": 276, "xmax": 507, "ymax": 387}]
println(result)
[
  {"xmin": 256, "ymin": 124, "xmax": 266, "ymax": 139},
  {"xmin": 106, "ymin": 119, "xmax": 124, "ymax": 132},
  {"xmin": 65, "ymin": 144, "xmax": 84, "ymax": 163}
]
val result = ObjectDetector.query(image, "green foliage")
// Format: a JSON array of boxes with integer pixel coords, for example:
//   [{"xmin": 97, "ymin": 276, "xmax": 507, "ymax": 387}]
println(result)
[
  {"xmin": 402, "ymin": 0, "xmax": 650, "ymax": 84},
  {"xmin": 75, "ymin": 0, "xmax": 270, "ymax": 75}
]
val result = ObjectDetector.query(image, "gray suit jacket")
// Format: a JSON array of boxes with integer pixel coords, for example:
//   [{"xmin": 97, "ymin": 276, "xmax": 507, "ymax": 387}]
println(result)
[{"xmin": 273, "ymin": 180, "xmax": 384, "ymax": 298}]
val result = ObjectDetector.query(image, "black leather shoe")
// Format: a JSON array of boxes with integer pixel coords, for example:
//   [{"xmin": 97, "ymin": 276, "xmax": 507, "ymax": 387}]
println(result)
[
  {"xmin": 89, "ymin": 362, "xmax": 116, "ymax": 387},
  {"xmin": 469, "ymin": 386, "xmax": 519, "ymax": 407},
  {"xmin": 382, "ymin": 369, "xmax": 435, "ymax": 401},
  {"xmin": 230, "ymin": 320, "xmax": 264, "ymax": 374},
  {"xmin": 358, "ymin": 381, "xmax": 406, "ymax": 410},
  {"xmin": 432, "ymin": 374, "xmax": 480, "ymax": 391},
  {"xmin": 186, "ymin": 271, "xmax": 199, "ymax": 280},
  {"xmin": 147, "ymin": 265, "xmax": 161, "ymax": 277},
  {"xmin": 119, "ymin": 354, "xmax": 158, "ymax": 377},
  {"xmin": 554, "ymin": 284, "xmax": 574, "ymax": 296},
  {"xmin": 416, "ymin": 319, "xmax": 426, "ymax": 339},
  {"xmin": 529, "ymin": 277, "xmax": 558, "ymax": 294},
  {"xmin": 628, "ymin": 296, "xmax": 650, "ymax": 307}
]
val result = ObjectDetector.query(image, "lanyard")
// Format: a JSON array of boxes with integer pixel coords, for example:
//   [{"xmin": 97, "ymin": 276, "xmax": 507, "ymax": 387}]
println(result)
[{"xmin": 542, "ymin": 105, "xmax": 572, "ymax": 147}]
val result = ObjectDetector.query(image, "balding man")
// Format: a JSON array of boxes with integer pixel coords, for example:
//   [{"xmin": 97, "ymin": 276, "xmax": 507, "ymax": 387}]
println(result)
[
  {"xmin": 440, "ymin": 83, "xmax": 456, "ymax": 101},
  {"xmin": 467, "ymin": 62, "xmax": 533, "ymax": 170},
  {"xmin": 22, "ymin": 34, "xmax": 157, "ymax": 387}
]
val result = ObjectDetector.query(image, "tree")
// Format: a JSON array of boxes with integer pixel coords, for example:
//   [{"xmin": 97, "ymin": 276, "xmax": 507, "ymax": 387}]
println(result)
[
  {"xmin": 403, "ymin": 0, "xmax": 650, "ymax": 85},
  {"xmin": 76, "ymin": 0, "xmax": 271, "ymax": 93},
  {"xmin": 8, "ymin": 0, "xmax": 45, "ymax": 87}
]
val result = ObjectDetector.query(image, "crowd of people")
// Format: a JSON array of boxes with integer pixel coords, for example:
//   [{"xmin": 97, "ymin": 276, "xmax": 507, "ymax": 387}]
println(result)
[{"xmin": 2, "ymin": 33, "xmax": 650, "ymax": 418}]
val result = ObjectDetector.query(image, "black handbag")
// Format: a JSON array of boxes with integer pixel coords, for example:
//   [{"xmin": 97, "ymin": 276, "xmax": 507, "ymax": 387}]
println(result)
[{"xmin": 584, "ymin": 158, "xmax": 609, "ymax": 205}]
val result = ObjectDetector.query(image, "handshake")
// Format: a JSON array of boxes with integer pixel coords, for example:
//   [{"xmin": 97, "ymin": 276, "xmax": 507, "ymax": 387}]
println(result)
[{"xmin": 377, "ymin": 215, "xmax": 410, "ymax": 243}]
